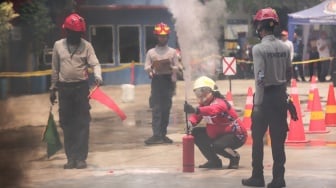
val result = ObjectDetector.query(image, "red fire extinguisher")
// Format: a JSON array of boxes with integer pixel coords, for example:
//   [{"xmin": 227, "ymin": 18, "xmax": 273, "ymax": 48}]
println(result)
[{"xmin": 183, "ymin": 101, "xmax": 194, "ymax": 172}]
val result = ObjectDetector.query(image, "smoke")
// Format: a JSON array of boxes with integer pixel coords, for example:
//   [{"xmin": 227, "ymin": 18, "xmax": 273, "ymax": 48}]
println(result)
[{"xmin": 165, "ymin": 0, "xmax": 227, "ymax": 82}]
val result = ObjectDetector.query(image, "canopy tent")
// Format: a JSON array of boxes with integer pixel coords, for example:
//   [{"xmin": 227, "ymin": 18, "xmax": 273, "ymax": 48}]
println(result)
[{"xmin": 288, "ymin": 0, "xmax": 336, "ymax": 40}]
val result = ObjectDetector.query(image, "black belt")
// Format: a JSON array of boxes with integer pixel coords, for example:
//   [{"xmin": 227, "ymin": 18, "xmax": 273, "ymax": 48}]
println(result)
[{"xmin": 57, "ymin": 80, "xmax": 88, "ymax": 88}]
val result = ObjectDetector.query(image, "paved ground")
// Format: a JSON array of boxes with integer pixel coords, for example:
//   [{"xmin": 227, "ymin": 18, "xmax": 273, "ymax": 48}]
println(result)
[{"xmin": 0, "ymin": 79, "xmax": 336, "ymax": 188}]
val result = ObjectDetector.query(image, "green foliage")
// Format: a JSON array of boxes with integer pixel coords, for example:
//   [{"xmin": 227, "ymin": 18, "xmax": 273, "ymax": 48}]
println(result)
[
  {"xmin": 18, "ymin": 0, "xmax": 54, "ymax": 54},
  {"xmin": 0, "ymin": 2, "xmax": 19, "ymax": 51}
]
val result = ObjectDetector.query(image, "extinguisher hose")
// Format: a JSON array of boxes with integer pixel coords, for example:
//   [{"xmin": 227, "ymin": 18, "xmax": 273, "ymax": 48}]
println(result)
[{"xmin": 184, "ymin": 100, "xmax": 190, "ymax": 135}]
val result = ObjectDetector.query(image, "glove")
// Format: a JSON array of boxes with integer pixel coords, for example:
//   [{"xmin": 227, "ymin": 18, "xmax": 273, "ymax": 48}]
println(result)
[
  {"xmin": 287, "ymin": 99, "xmax": 298, "ymax": 121},
  {"xmin": 95, "ymin": 77, "xmax": 103, "ymax": 86},
  {"xmin": 184, "ymin": 102, "xmax": 197, "ymax": 114},
  {"xmin": 49, "ymin": 89, "xmax": 57, "ymax": 105}
]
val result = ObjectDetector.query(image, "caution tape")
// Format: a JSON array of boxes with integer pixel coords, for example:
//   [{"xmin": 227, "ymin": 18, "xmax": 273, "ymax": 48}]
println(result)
[
  {"xmin": 0, "ymin": 62, "xmax": 143, "ymax": 78},
  {"xmin": 0, "ymin": 56, "xmax": 333, "ymax": 78}
]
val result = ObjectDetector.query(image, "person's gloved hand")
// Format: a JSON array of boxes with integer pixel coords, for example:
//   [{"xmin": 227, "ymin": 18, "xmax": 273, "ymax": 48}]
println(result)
[
  {"xmin": 184, "ymin": 102, "xmax": 198, "ymax": 114},
  {"xmin": 95, "ymin": 77, "xmax": 103, "ymax": 86},
  {"xmin": 287, "ymin": 99, "xmax": 298, "ymax": 121},
  {"xmin": 49, "ymin": 89, "xmax": 57, "ymax": 105}
]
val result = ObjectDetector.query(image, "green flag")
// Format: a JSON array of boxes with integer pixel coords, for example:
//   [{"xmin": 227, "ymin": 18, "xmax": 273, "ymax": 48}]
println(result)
[{"xmin": 42, "ymin": 110, "xmax": 62, "ymax": 158}]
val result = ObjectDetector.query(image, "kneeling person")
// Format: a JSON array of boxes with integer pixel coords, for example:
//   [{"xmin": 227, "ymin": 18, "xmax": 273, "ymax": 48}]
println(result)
[{"xmin": 184, "ymin": 76, "xmax": 247, "ymax": 169}]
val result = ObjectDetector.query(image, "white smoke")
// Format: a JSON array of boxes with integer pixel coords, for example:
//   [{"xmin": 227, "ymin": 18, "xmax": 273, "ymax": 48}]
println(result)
[{"xmin": 165, "ymin": 0, "xmax": 227, "ymax": 99}]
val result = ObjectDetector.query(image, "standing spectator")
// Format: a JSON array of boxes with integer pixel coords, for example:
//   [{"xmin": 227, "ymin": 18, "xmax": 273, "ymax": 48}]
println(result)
[
  {"xmin": 184, "ymin": 76, "xmax": 247, "ymax": 169},
  {"xmin": 316, "ymin": 31, "xmax": 331, "ymax": 82},
  {"xmin": 49, "ymin": 13, "xmax": 103, "ymax": 169},
  {"xmin": 242, "ymin": 8, "xmax": 291, "ymax": 188},
  {"xmin": 280, "ymin": 30, "xmax": 294, "ymax": 82},
  {"xmin": 308, "ymin": 38, "xmax": 320, "ymax": 81},
  {"xmin": 144, "ymin": 22, "xmax": 179, "ymax": 145},
  {"xmin": 292, "ymin": 32, "xmax": 306, "ymax": 82}
]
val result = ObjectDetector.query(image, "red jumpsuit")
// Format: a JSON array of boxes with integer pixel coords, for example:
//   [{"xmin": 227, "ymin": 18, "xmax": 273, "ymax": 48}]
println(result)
[{"xmin": 188, "ymin": 97, "xmax": 247, "ymax": 164}]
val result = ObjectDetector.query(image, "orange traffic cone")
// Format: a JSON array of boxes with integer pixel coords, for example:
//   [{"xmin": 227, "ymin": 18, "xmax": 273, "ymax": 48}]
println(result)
[
  {"xmin": 325, "ymin": 84, "xmax": 336, "ymax": 126},
  {"xmin": 242, "ymin": 87, "xmax": 253, "ymax": 130},
  {"xmin": 305, "ymin": 75, "xmax": 317, "ymax": 112},
  {"xmin": 286, "ymin": 92, "xmax": 309, "ymax": 144},
  {"xmin": 290, "ymin": 79, "xmax": 303, "ymax": 116},
  {"xmin": 226, "ymin": 91, "xmax": 234, "ymax": 107},
  {"xmin": 306, "ymin": 88, "xmax": 329, "ymax": 134}
]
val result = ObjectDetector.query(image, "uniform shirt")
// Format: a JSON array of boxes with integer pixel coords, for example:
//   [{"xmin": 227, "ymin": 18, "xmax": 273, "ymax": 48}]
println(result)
[
  {"xmin": 282, "ymin": 39, "xmax": 294, "ymax": 61},
  {"xmin": 253, "ymin": 35, "xmax": 291, "ymax": 105},
  {"xmin": 316, "ymin": 38, "xmax": 330, "ymax": 58},
  {"xmin": 144, "ymin": 45, "xmax": 179, "ymax": 81},
  {"xmin": 188, "ymin": 97, "xmax": 247, "ymax": 141},
  {"xmin": 50, "ymin": 38, "xmax": 102, "ymax": 89}
]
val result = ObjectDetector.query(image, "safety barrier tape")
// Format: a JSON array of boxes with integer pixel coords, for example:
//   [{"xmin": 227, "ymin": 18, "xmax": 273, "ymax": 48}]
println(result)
[
  {"xmin": 0, "ymin": 62, "xmax": 142, "ymax": 78},
  {"xmin": 0, "ymin": 56, "xmax": 334, "ymax": 78}
]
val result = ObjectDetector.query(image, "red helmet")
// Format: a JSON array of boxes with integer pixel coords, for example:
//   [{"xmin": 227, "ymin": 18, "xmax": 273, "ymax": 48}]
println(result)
[
  {"xmin": 153, "ymin": 22, "xmax": 170, "ymax": 35},
  {"xmin": 253, "ymin": 7, "xmax": 279, "ymax": 24},
  {"xmin": 63, "ymin": 13, "xmax": 86, "ymax": 32}
]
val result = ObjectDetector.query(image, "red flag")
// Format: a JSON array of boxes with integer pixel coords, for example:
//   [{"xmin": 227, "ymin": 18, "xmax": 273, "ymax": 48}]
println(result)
[{"xmin": 89, "ymin": 86, "xmax": 127, "ymax": 121}]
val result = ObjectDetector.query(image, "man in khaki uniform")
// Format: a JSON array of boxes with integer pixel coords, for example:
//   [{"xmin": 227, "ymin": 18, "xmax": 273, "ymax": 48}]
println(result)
[{"xmin": 144, "ymin": 22, "xmax": 179, "ymax": 145}]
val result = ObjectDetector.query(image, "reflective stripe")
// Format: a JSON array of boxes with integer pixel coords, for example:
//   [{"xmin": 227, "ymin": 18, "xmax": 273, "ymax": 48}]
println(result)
[
  {"xmin": 326, "ymin": 105, "xmax": 336, "ymax": 113},
  {"xmin": 244, "ymin": 109, "xmax": 252, "ymax": 117},
  {"xmin": 310, "ymin": 111, "xmax": 324, "ymax": 120}
]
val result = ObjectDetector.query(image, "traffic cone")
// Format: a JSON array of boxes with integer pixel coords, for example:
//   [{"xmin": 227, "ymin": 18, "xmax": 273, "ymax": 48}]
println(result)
[
  {"xmin": 286, "ymin": 92, "xmax": 309, "ymax": 144},
  {"xmin": 305, "ymin": 75, "xmax": 317, "ymax": 112},
  {"xmin": 242, "ymin": 87, "xmax": 253, "ymax": 130},
  {"xmin": 290, "ymin": 79, "xmax": 303, "ymax": 117},
  {"xmin": 306, "ymin": 88, "xmax": 329, "ymax": 134},
  {"xmin": 325, "ymin": 84, "xmax": 336, "ymax": 126},
  {"xmin": 226, "ymin": 91, "xmax": 234, "ymax": 107}
]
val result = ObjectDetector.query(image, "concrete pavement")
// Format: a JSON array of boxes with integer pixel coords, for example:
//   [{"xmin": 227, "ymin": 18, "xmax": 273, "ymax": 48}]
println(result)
[{"xmin": 2, "ymin": 79, "xmax": 336, "ymax": 188}]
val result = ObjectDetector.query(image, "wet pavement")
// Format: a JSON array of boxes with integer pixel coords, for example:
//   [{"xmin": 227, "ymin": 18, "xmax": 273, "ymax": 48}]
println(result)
[{"xmin": 1, "ymin": 79, "xmax": 336, "ymax": 188}]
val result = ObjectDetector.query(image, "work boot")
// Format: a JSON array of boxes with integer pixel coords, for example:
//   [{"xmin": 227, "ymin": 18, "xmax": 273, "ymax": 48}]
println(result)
[
  {"xmin": 199, "ymin": 160, "xmax": 222, "ymax": 169},
  {"xmin": 228, "ymin": 154, "xmax": 240, "ymax": 169},
  {"xmin": 144, "ymin": 136, "xmax": 164, "ymax": 145},
  {"xmin": 63, "ymin": 160, "xmax": 76, "ymax": 169},
  {"xmin": 76, "ymin": 160, "xmax": 87, "ymax": 169},
  {"xmin": 267, "ymin": 178, "xmax": 286, "ymax": 188},
  {"xmin": 242, "ymin": 176, "xmax": 265, "ymax": 187},
  {"xmin": 162, "ymin": 136, "xmax": 173, "ymax": 144}
]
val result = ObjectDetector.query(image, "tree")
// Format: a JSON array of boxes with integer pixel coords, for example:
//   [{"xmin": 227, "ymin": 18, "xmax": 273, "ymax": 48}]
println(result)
[
  {"xmin": 0, "ymin": 1, "xmax": 18, "ymax": 70},
  {"xmin": 16, "ymin": 0, "xmax": 54, "ymax": 57}
]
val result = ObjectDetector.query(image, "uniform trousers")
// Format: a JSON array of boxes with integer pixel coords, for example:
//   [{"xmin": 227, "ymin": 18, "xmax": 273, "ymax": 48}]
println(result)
[
  {"xmin": 58, "ymin": 81, "xmax": 91, "ymax": 161},
  {"xmin": 151, "ymin": 74, "xmax": 174, "ymax": 137},
  {"xmin": 192, "ymin": 127, "xmax": 245, "ymax": 161},
  {"xmin": 251, "ymin": 84, "xmax": 288, "ymax": 180}
]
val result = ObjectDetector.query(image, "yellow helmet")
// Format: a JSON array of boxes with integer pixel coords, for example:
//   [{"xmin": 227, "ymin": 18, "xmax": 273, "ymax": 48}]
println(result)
[{"xmin": 193, "ymin": 76, "xmax": 216, "ymax": 90}]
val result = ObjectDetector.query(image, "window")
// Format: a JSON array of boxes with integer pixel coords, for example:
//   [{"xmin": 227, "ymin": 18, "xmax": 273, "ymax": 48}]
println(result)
[
  {"xmin": 119, "ymin": 26, "xmax": 140, "ymax": 63},
  {"xmin": 145, "ymin": 25, "xmax": 156, "ymax": 52},
  {"xmin": 90, "ymin": 26, "xmax": 113, "ymax": 64}
]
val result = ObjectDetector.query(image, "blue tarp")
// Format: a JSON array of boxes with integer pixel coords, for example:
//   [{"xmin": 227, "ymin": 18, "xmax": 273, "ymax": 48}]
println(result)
[{"xmin": 288, "ymin": 0, "xmax": 336, "ymax": 40}]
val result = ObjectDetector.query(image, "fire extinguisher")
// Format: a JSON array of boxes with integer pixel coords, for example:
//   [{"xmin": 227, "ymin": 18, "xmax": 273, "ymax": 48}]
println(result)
[{"xmin": 183, "ymin": 101, "xmax": 194, "ymax": 172}]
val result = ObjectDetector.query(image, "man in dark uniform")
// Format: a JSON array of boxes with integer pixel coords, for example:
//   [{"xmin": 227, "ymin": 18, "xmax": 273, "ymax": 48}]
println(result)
[
  {"xmin": 144, "ymin": 22, "xmax": 179, "ymax": 145},
  {"xmin": 50, "ymin": 13, "xmax": 103, "ymax": 169},
  {"xmin": 242, "ymin": 8, "xmax": 291, "ymax": 188}
]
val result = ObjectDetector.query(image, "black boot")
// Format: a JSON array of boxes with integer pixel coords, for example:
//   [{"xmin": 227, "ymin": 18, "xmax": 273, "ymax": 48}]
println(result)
[
  {"xmin": 144, "ymin": 136, "xmax": 164, "ymax": 145},
  {"xmin": 267, "ymin": 178, "xmax": 286, "ymax": 188},
  {"xmin": 64, "ymin": 159, "xmax": 76, "ymax": 169},
  {"xmin": 199, "ymin": 159, "xmax": 222, "ymax": 169},
  {"xmin": 228, "ymin": 153, "xmax": 240, "ymax": 169},
  {"xmin": 76, "ymin": 160, "xmax": 87, "ymax": 169},
  {"xmin": 242, "ymin": 176, "xmax": 265, "ymax": 187}
]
